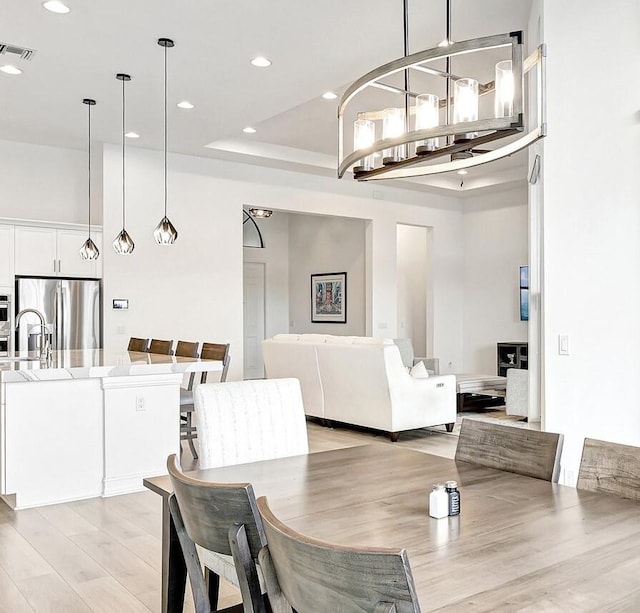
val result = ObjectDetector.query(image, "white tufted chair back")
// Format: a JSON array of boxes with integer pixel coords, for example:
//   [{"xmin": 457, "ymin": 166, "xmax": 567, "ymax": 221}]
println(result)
[{"xmin": 194, "ymin": 377, "xmax": 309, "ymax": 470}]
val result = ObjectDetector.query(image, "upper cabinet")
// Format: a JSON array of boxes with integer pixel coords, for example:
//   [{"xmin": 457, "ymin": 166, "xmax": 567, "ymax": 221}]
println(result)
[
  {"xmin": 14, "ymin": 226, "xmax": 102, "ymax": 279},
  {"xmin": 0, "ymin": 225, "xmax": 15, "ymax": 287}
]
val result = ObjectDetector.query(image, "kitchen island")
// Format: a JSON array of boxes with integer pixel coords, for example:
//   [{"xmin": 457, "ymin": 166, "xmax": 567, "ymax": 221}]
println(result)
[{"xmin": 0, "ymin": 350, "xmax": 222, "ymax": 509}]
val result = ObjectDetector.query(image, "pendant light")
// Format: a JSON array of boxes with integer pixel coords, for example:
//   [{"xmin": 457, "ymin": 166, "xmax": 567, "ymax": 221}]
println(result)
[
  {"xmin": 153, "ymin": 38, "xmax": 178, "ymax": 245},
  {"xmin": 113, "ymin": 73, "xmax": 135, "ymax": 255},
  {"xmin": 80, "ymin": 98, "xmax": 100, "ymax": 261}
]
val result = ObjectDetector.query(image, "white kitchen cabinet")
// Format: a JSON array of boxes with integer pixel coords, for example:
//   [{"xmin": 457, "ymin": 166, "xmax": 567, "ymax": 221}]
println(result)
[
  {"xmin": 14, "ymin": 226, "xmax": 102, "ymax": 279},
  {"xmin": 0, "ymin": 225, "xmax": 15, "ymax": 287}
]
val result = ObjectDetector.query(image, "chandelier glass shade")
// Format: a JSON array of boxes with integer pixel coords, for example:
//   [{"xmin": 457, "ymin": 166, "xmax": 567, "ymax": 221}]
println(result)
[
  {"xmin": 338, "ymin": 29, "xmax": 546, "ymax": 181},
  {"xmin": 80, "ymin": 98, "xmax": 100, "ymax": 261}
]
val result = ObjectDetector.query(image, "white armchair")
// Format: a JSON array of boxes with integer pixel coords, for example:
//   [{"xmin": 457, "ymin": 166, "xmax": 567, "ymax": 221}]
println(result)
[
  {"xmin": 506, "ymin": 368, "xmax": 528, "ymax": 419},
  {"xmin": 393, "ymin": 338, "xmax": 440, "ymax": 375}
]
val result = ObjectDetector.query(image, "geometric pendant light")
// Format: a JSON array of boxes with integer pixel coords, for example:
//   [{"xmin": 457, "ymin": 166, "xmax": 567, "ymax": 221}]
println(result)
[
  {"xmin": 112, "ymin": 73, "xmax": 135, "ymax": 255},
  {"xmin": 80, "ymin": 98, "xmax": 100, "ymax": 261},
  {"xmin": 153, "ymin": 37, "xmax": 178, "ymax": 245}
]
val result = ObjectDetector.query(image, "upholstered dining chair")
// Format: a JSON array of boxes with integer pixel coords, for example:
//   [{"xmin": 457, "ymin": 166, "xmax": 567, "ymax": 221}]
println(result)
[
  {"xmin": 148, "ymin": 338, "xmax": 174, "ymax": 355},
  {"xmin": 174, "ymin": 341, "xmax": 201, "ymax": 458},
  {"xmin": 256, "ymin": 495, "xmax": 421, "ymax": 613},
  {"xmin": 190, "ymin": 378, "xmax": 309, "ymax": 607},
  {"xmin": 180, "ymin": 342, "xmax": 231, "ymax": 460},
  {"xmin": 127, "ymin": 337, "xmax": 148, "ymax": 352},
  {"xmin": 167, "ymin": 454, "xmax": 268, "ymax": 613},
  {"xmin": 455, "ymin": 418, "xmax": 563, "ymax": 482},
  {"xmin": 577, "ymin": 438, "xmax": 640, "ymax": 501},
  {"xmin": 194, "ymin": 377, "xmax": 309, "ymax": 470}
]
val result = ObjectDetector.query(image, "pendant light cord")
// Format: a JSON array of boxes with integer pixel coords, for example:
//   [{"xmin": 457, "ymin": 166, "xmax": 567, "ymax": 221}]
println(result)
[
  {"xmin": 122, "ymin": 76, "xmax": 126, "ymax": 230},
  {"xmin": 402, "ymin": 0, "xmax": 409, "ymax": 150},
  {"xmin": 445, "ymin": 0, "xmax": 451, "ymax": 144},
  {"xmin": 88, "ymin": 102, "xmax": 92, "ymax": 238},
  {"xmin": 164, "ymin": 44, "xmax": 168, "ymax": 218}
]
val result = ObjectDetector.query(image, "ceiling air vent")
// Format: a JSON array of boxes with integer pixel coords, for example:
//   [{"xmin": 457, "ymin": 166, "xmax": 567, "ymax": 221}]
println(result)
[{"xmin": 0, "ymin": 43, "xmax": 37, "ymax": 61}]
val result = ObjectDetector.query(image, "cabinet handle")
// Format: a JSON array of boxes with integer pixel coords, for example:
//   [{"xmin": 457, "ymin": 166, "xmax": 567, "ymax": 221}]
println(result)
[{"xmin": 58, "ymin": 259, "xmax": 61, "ymax": 273}]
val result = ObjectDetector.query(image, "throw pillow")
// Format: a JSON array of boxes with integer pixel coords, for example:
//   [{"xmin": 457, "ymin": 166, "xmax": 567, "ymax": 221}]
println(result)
[{"xmin": 410, "ymin": 361, "xmax": 429, "ymax": 379}]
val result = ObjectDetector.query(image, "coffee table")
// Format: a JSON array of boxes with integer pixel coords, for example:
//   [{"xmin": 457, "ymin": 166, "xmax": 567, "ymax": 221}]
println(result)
[{"xmin": 455, "ymin": 373, "xmax": 507, "ymax": 412}]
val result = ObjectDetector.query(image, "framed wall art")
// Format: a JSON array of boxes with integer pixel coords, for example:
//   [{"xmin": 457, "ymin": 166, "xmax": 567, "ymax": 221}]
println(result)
[{"xmin": 311, "ymin": 272, "xmax": 347, "ymax": 323}]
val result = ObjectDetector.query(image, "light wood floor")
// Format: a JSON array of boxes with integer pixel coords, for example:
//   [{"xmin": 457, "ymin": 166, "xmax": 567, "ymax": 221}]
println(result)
[{"xmin": 0, "ymin": 420, "xmax": 461, "ymax": 612}]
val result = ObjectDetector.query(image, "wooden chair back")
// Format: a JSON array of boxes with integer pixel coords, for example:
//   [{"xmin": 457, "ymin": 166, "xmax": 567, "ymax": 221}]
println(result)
[
  {"xmin": 175, "ymin": 340, "xmax": 199, "ymax": 358},
  {"xmin": 127, "ymin": 337, "xmax": 148, "ymax": 352},
  {"xmin": 167, "ymin": 454, "xmax": 267, "ymax": 613},
  {"xmin": 455, "ymin": 418, "xmax": 563, "ymax": 482},
  {"xmin": 148, "ymin": 338, "xmax": 174, "ymax": 355},
  {"xmin": 577, "ymin": 438, "xmax": 640, "ymax": 500},
  {"xmin": 200, "ymin": 342, "xmax": 230, "ymax": 382},
  {"xmin": 256, "ymin": 496, "xmax": 421, "ymax": 613}
]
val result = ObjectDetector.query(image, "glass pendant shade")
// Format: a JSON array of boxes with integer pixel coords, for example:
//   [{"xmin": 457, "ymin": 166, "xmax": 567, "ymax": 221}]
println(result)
[
  {"xmin": 453, "ymin": 77, "xmax": 478, "ymax": 140},
  {"xmin": 494, "ymin": 60, "xmax": 514, "ymax": 118},
  {"xmin": 353, "ymin": 118, "xmax": 375, "ymax": 172},
  {"xmin": 415, "ymin": 93, "xmax": 440, "ymax": 154},
  {"xmin": 153, "ymin": 216, "xmax": 178, "ymax": 244},
  {"xmin": 382, "ymin": 107, "xmax": 406, "ymax": 164},
  {"xmin": 112, "ymin": 229, "xmax": 135, "ymax": 255},
  {"xmin": 80, "ymin": 237, "xmax": 100, "ymax": 260}
]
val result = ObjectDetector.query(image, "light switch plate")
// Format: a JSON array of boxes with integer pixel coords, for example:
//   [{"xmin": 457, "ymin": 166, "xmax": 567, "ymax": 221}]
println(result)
[{"xmin": 558, "ymin": 334, "xmax": 570, "ymax": 355}]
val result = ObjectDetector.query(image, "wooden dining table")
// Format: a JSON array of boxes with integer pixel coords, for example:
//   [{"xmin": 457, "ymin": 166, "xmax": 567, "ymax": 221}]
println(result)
[{"xmin": 144, "ymin": 444, "xmax": 640, "ymax": 612}]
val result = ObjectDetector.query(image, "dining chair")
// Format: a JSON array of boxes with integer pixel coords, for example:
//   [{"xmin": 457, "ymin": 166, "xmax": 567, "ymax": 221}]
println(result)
[
  {"xmin": 256, "ymin": 495, "xmax": 421, "ymax": 613},
  {"xmin": 148, "ymin": 338, "xmax": 174, "ymax": 355},
  {"xmin": 180, "ymin": 342, "xmax": 231, "ymax": 460},
  {"xmin": 577, "ymin": 438, "xmax": 640, "ymax": 501},
  {"xmin": 127, "ymin": 337, "xmax": 148, "ymax": 352},
  {"xmin": 455, "ymin": 418, "xmax": 563, "ymax": 482},
  {"xmin": 174, "ymin": 341, "xmax": 201, "ymax": 459},
  {"xmin": 194, "ymin": 377, "xmax": 309, "ymax": 470},
  {"xmin": 167, "ymin": 454, "xmax": 268, "ymax": 613}
]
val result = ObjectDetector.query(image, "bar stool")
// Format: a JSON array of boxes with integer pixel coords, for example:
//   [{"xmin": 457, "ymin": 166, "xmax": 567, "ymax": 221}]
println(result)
[
  {"xmin": 127, "ymin": 337, "xmax": 148, "ymax": 352},
  {"xmin": 180, "ymin": 342, "xmax": 230, "ymax": 460},
  {"xmin": 148, "ymin": 338, "xmax": 174, "ymax": 355}
]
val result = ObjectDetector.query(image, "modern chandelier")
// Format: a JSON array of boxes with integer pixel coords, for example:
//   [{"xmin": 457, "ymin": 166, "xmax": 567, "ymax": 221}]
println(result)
[
  {"xmin": 153, "ymin": 37, "xmax": 179, "ymax": 245},
  {"xmin": 80, "ymin": 98, "xmax": 100, "ymax": 261},
  {"xmin": 337, "ymin": 0, "xmax": 546, "ymax": 182}
]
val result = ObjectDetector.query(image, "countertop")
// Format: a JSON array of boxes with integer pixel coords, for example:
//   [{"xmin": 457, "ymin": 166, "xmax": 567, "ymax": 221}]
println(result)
[{"xmin": 0, "ymin": 350, "xmax": 222, "ymax": 382}]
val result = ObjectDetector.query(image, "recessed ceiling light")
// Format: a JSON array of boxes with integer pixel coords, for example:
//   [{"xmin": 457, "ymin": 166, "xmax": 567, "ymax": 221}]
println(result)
[
  {"xmin": 0, "ymin": 65, "xmax": 22, "ymax": 75},
  {"xmin": 457, "ymin": 169, "xmax": 468, "ymax": 175},
  {"xmin": 243, "ymin": 127, "xmax": 256, "ymax": 134},
  {"xmin": 125, "ymin": 131, "xmax": 140, "ymax": 139},
  {"xmin": 250, "ymin": 56, "xmax": 271, "ymax": 68},
  {"xmin": 177, "ymin": 101, "xmax": 194, "ymax": 109},
  {"xmin": 43, "ymin": 1, "xmax": 71, "ymax": 14},
  {"xmin": 322, "ymin": 91, "xmax": 337, "ymax": 100}
]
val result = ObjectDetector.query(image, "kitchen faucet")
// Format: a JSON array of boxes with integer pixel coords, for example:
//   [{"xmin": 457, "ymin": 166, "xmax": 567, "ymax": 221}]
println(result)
[{"xmin": 15, "ymin": 308, "xmax": 50, "ymax": 360}]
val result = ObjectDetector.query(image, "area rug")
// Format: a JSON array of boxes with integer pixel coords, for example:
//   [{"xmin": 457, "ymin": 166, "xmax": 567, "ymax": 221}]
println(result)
[{"xmin": 427, "ymin": 409, "xmax": 529, "ymax": 437}]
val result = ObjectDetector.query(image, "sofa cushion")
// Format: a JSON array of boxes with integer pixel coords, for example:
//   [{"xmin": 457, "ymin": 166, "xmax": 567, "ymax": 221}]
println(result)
[
  {"xmin": 410, "ymin": 361, "xmax": 429, "ymax": 379},
  {"xmin": 299, "ymin": 334, "xmax": 328, "ymax": 343}
]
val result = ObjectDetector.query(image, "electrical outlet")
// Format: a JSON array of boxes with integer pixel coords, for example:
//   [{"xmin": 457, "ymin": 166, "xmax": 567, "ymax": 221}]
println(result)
[{"xmin": 136, "ymin": 395, "xmax": 145, "ymax": 411}]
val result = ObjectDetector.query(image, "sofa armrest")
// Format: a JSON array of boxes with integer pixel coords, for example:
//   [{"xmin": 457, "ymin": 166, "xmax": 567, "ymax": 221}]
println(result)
[{"xmin": 413, "ymin": 357, "xmax": 440, "ymax": 375}]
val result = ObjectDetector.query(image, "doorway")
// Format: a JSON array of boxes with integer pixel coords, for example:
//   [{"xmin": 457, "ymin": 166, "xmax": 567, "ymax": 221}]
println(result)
[{"xmin": 243, "ymin": 262, "xmax": 265, "ymax": 379}]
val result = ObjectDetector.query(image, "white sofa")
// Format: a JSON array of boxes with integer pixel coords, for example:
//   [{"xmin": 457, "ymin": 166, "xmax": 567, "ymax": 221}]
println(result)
[{"xmin": 262, "ymin": 334, "xmax": 456, "ymax": 441}]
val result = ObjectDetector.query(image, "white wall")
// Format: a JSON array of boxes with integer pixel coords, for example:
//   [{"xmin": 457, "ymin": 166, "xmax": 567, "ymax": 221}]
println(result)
[
  {"xmin": 397, "ymin": 224, "xmax": 428, "ymax": 356},
  {"xmin": 462, "ymin": 188, "xmax": 529, "ymax": 373},
  {"xmin": 100, "ymin": 145, "xmax": 464, "ymax": 377},
  {"xmin": 243, "ymin": 211, "xmax": 290, "ymax": 339},
  {"xmin": 541, "ymin": 0, "xmax": 640, "ymax": 483},
  {"xmin": 288, "ymin": 214, "xmax": 366, "ymax": 336},
  {"xmin": 0, "ymin": 139, "xmax": 102, "ymax": 225}
]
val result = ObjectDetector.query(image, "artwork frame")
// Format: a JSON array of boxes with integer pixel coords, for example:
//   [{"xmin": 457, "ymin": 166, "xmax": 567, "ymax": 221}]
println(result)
[
  {"xmin": 311, "ymin": 272, "xmax": 347, "ymax": 324},
  {"xmin": 519, "ymin": 265, "xmax": 529, "ymax": 321}
]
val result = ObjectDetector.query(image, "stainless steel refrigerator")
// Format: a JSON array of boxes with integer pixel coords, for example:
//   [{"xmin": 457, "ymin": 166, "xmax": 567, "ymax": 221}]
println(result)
[{"xmin": 15, "ymin": 277, "xmax": 102, "ymax": 352}]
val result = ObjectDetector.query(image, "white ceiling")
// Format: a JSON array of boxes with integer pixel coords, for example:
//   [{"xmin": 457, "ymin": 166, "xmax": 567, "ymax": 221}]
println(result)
[{"xmin": 1, "ymin": 0, "xmax": 533, "ymax": 196}]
